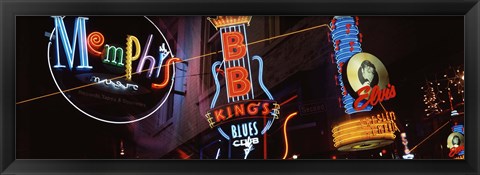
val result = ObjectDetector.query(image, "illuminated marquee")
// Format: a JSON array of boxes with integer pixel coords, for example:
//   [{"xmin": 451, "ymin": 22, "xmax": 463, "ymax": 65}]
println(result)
[
  {"xmin": 332, "ymin": 111, "xmax": 399, "ymax": 151},
  {"xmin": 205, "ymin": 16, "xmax": 279, "ymax": 159},
  {"xmin": 47, "ymin": 16, "xmax": 181, "ymax": 124}
]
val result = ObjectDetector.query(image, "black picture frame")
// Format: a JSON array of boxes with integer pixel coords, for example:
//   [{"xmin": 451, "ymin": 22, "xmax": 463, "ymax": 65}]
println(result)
[{"xmin": 1, "ymin": 0, "xmax": 479, "ymax": 174}]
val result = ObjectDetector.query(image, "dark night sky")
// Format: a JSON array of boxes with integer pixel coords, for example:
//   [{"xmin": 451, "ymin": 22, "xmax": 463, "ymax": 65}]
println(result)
[{"xmin": 358, "ymin": 16, "xmax": 463, "ymax": 122}]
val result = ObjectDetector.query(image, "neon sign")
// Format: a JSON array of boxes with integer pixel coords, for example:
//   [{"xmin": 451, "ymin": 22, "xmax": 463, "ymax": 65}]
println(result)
[
  {"xmin": 329, "ymin": 16, "xmax": 399, "ymax": 152},
  {"xmin": 330, "ymin": 16, "xmax": 370, "ymax": 114},
  {"xmin": 204, "ymin": 16, "xmax": 279, "ymax": 159},
  {"xmin": 47, "ymin": 16, "xmax": 180, "ymax": 124},
  {"xmin": 332, "ymin": 111, "xmax": 399, "ymax": 151},
  {"xmin": 447, "ymin": 124, "xmax": 464, "ymax": 159},
  {"xmin": 346, "ymin": 53, "xmax": 396, "ymax": 111},
  {"xmin": 330, "ymin": 16, "xmax": 397, "ymax": 113}
]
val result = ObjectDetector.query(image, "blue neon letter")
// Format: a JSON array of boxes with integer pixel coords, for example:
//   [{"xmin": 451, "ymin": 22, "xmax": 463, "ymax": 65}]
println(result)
[{"xmin": 52, "ymin": 16, "xmax": 92, "ymax": 70}]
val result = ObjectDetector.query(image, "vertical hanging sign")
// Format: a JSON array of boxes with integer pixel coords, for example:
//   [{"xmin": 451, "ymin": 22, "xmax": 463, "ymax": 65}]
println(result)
[
  {"xmin": 204, "ymin": 16, "xmax": 280, "ymax": 159},
  {"xmin": 330, "ymin": 16, "xmax": 396, "ymax": 115},
  {"xmin": 330, "ymin": 16, "xmax": 373, "ymax": 114},
  {"xmin": 330, "ymin": 16, "xmax": 398, "ymax": 151}
]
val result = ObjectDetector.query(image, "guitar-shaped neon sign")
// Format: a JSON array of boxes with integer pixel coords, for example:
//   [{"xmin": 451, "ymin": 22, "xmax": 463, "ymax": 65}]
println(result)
[{"xmin": 204, "ymin": 16, "xmax": 280, "ymax": 159}]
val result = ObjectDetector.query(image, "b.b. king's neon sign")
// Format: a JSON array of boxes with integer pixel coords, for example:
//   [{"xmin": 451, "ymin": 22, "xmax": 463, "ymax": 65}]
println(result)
[
  {"xmin": 47, "ymin": 16, "xmax": 181, "ymax": 124},
  {"xmin": 204, "ymin": 16, "xmax": 280, "ymax": 159}
]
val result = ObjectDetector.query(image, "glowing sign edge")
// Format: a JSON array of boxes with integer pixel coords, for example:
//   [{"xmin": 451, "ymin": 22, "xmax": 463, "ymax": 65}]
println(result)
[{"xmin": 46, "ymin": 16, "xmax": 176, "ymax": 124}]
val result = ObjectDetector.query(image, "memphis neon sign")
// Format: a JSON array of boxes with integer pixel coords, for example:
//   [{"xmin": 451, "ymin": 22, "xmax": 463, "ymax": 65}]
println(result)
[
  {"xmin": 51, "ymin": 16, "xmax": 180, "ymax": 83},
  {"xmin": 48, "ymin": 16, "xmax": 180, "ymax": 124}
]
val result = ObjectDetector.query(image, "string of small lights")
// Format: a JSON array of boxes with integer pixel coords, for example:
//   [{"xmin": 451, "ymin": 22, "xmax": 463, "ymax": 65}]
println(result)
[{"xmin": 421, "ymin": 66, "xmax": 464, "ymax": 118}]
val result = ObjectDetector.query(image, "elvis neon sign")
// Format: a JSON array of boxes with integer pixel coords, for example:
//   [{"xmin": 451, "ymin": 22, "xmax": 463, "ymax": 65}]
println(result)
[
  {"xmin": 329, "ymin": 16, "xmax": 398, "ymax": 152},
  {"xmin": 330, "ymin": 16, "xmax": 396, "ymax": 114},
  {"xmin": 47, "ymin": 16, "xmax": 180, "ymax": 124},
  {"xmin": 447, "ymin": 124, "xmax": 464, "ymax": 158}
]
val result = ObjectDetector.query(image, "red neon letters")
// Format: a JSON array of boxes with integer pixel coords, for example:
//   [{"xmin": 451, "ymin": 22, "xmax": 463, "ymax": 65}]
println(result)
[
  {"xmin": 449, "ymin": 145, "xmax": 464, "ymax": 157},
  {"xmin": 213, "ymin": 101, "xmax": 274, "ymax": 123},
  {"xmin": 222, "ymin": 32, "xmax": 246, "ymax": 61},
  {"xmin": 226, "ymin": 66, "xmax": 251, "ymax": 97},
  {"xmin": 151, "ymin": 57, "xmax": 182, "ymax": 89},
  {"xmin": 353, "ymin": 84, "xmax": 397, "ymax": 111}
]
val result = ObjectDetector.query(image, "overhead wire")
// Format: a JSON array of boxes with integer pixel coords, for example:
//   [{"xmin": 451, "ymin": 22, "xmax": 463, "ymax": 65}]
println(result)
[{"xmin": 16, "ymin": 23, "xmax": 331, "ymax": 105}]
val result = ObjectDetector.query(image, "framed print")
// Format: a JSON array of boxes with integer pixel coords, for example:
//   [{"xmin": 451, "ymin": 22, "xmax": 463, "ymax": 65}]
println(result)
[{"xmin": 1, "ymin": 0, "xmax": 479, "ymax": 174}]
